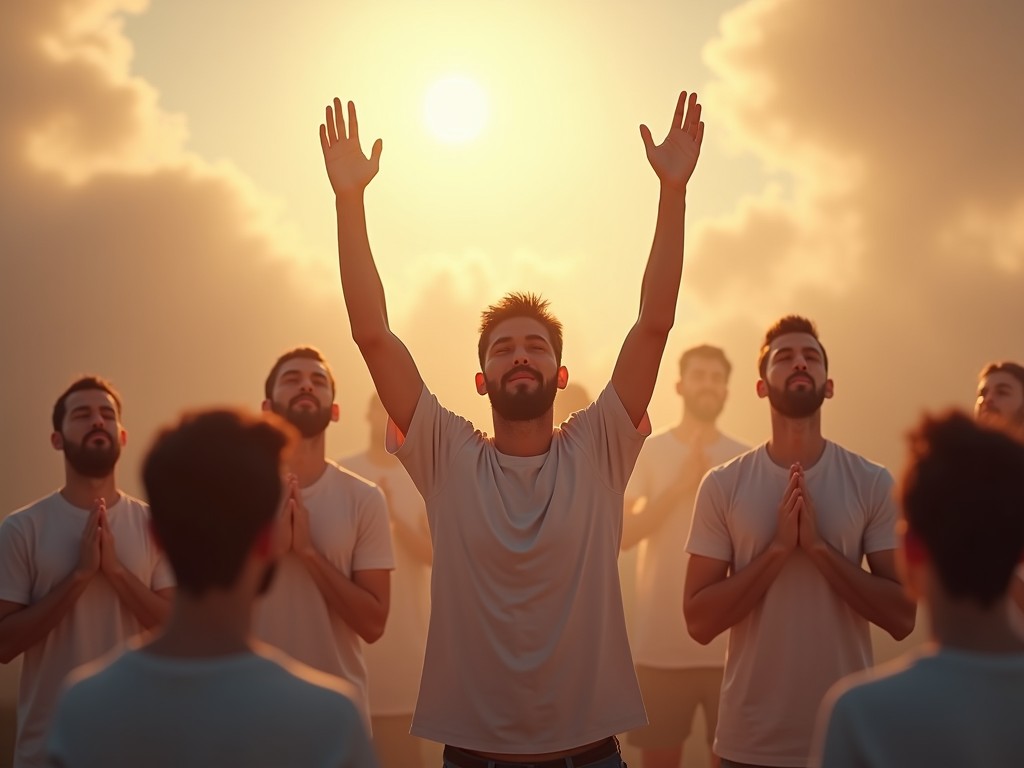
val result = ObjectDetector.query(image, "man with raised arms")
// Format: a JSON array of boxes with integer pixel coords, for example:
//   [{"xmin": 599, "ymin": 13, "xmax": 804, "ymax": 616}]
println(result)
[{"xmin": 320, "ymin": 91, "xmax": 704, "ymax": 766}]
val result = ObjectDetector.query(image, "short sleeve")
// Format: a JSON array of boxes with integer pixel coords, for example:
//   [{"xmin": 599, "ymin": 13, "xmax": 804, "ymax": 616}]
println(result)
[
  {"xmin": 352, "ymin": 486, "xmax": 395, "ymax": 572},
  {"xmin": 562, "ymin": 384, "xmax": 650, "ymax": 494},
  {"xmin": 0, "ymin": 517, "xmax": 32, "ymax": 605},
  {"xmin": 862, "ymin": 468, "xmax": 899, "ymax": 554},
  {"xmin": 388, "ymin": 385, "xmax": 478, "ymax": 501},
  {"xmin": 624, "ymin": 441, "xmax": 652, "ymax": 503},
  {"xmin": 685, "ymin": 471, "xmax": 734, "ymax": 563}
]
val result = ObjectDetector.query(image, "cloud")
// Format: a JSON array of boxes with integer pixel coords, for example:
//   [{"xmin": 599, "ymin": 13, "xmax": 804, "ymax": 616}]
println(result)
[
  {"xmin": 1, "ymin": 0, "xmax": 363, "ymax": 512},
  {"xmin": 684, "ymin": 0, "xmax": 1024, "ymax": 470}
]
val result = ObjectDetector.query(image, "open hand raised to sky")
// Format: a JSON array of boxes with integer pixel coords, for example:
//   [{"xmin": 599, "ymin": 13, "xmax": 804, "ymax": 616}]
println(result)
[
  {"xmin": 320, "ymin": 99, "xmax": 383, "ymax": 197},
  {"xmin": 640, "ymin": 91, "xmax": 704, "ymax": 189}
]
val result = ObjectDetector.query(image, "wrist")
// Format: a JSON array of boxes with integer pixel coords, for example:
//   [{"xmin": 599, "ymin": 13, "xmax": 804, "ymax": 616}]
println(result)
[{"xmin": 335, "ymin": 189, "xmax": 365, "ymax": 207}]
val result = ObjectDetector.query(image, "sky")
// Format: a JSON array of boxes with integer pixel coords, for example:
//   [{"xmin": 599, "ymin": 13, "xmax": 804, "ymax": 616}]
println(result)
[{"xmin": 3, "ymin": 0, "xmax": 1022, "ymax": 517}]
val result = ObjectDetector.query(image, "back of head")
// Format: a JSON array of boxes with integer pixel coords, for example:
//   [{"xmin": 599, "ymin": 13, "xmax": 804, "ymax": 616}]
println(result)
[
  {"xmin": 900, "ymin": 410, "xmax": 1024, "ymax": 607},
  {"xmin": 142, "ymin": 408, "xmax": 297, "ymax": 597},
  {"xmin": 478, "ymin": 292, "xmax": 564, "ymax": 369}
]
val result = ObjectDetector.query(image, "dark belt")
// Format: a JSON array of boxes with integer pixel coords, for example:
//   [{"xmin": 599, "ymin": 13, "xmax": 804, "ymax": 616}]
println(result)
[{"xmin": 443, "ymin": 737, "xmax": 619, "ymax": 768}]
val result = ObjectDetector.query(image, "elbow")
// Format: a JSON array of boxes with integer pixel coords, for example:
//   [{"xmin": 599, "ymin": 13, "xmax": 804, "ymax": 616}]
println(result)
[
  {"xmin": 682, "ymin": 605, "xmax": 717, "ymax": 646},
  {"xmin": 359, "ymin": 614, "xmax": 388, "ymax": 645},
  {"xmin": 887, "ymin": 603, "xmax": 917, "ymax": 642},
  {"xmin": 350, "ymin": 327, "xmax": 386, "ymax": 352}
]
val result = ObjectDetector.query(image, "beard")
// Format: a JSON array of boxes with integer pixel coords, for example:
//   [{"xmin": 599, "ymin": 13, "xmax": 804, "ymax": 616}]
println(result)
[
  {"xmin": 766, "ymin": 374, "xmax": 827, "ymax": 419},
  {"xmin": 683, "ymin": 390, "xmax": 726, "ymax": 423},
  {"xmin": 978, "ymin": 405, "xmax": 1024, "ymax": 434},
  {"xmin": 487, "ymin": 366, "xmax": 558, "ymax": 422},
  {"xmin": 63, "ymin": 429, "xmax": 120, "ymax": 478},
  {"xmin": 271, "ymin": 396, "xmax": 332, "ymax": 438}
]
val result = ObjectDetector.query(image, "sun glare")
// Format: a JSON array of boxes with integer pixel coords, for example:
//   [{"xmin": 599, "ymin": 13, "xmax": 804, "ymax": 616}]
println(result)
[{"xmin": 424, "ymin": 75, "xmax": 489, "ymax": 144}]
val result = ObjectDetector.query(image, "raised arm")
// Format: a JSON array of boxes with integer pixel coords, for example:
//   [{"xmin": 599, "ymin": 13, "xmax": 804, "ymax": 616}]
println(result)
[
  {"xmin": 321, "ymin": 98, "xmax": 423, "ymax": 434},
  {"xmin": 612, "ymin": 91, "xmax": 704, "ymax": 426}
]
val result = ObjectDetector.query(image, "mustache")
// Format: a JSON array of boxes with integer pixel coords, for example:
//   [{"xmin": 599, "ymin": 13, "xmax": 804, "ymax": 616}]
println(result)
[
  {"xmin": 501, "ymin": 366, "xmax": 541, "ymax": 386},
  {"xmin": 288, "ymin": 393, "xmax": 322, "ymax": 409},
  {"xmin": 83, "ymin": 428, "xmax": 114, "ymax": 444},
  {"xmin": 786, "ymin": 372, "xmax": 814, "ymax": 386}
]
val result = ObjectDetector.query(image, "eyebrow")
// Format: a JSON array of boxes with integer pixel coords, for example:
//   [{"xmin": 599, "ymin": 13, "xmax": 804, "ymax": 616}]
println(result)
[{"xmin": 490, "ymin": 334, "xmax": 550, "ymax": 349}]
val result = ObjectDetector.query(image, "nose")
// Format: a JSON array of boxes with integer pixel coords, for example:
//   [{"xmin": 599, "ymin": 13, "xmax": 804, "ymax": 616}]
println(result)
[{"xmin": 513, "ymin": 349, "xmax": 530, "ymax": 366}]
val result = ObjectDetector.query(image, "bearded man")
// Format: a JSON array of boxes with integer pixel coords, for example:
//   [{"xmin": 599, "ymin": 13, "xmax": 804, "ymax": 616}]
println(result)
[
  {"xmin": 255, "ymin": 346, "xmax": 394, "ymax": 726},
  {"xmin": 683, "ymin": 316, "xmax": 917, "ymax": 768},
  {"xmin": 0, "ymin": 376, "xmax": 174, "ymax": 768}
]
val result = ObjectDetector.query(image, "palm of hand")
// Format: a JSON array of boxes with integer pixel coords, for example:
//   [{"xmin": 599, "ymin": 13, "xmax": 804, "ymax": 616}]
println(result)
[
  {"xmin": 641, "ymin": 90, "xmax": 704, "ymax": 188},
  {"xmin": 320, "ymin": 98, "xmax": 382, "ymax": 196}
]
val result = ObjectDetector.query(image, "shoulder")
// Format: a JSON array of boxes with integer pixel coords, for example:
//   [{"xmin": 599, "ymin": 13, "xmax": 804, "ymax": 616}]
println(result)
[
  {"xmin": 258, "ymin": 646, "xmax": 362, "ymax": 715},
  {"xmin": 707, "ymin": 443, "xmax": 764, "ymax": 482},
  {"xmin": 5, "ymin": 491, "xmax": 61, "ymax": 521},
  {"xmin": 827, "ymin": 442, "xmax": 892, "ymax": 481},
  {"xmin": 323, "ymin": 461, "xmax": 383, "ymax": 497},
  {"xmin": 115, "ymin": 493, "xmax": 152, "ymax": 517}
]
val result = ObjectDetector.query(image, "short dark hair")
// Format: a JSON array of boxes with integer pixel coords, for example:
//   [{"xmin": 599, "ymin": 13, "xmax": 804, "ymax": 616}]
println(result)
[
  {"xmin": 478, "ymin": 292, "xmax": 564, "ymax": 369},
  {"xmin": 52, "ymin": 376, "xmax": 123, "ymax": 433},
  {"xmin": 757, "ymin": 315, "xmax": 828, "ymax": 378},
  {"xmin": 679, "ymin": 344, "xmax": 732, "ymax": 379},
  {"xmin": 979, "ymin": 361, "xmax": 1024, "ymax": 392},
  {"xmin": 264, "ymin": 346, "xmax": 336, "ymax": 401},
  {"xmin": 142, "ymin": 409, "xmax": 296, "ymax": 597},
  {"xmin": 900, "ymin": 410, "xmax": 1024, "ymax": 608}
]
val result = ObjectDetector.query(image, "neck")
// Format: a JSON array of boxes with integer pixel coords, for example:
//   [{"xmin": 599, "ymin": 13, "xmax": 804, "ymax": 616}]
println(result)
[
  {"xmin": 927, "ymin": 593, "xmax": 1024, "ymax": 654},
  {"xmin": 145, "ymin": 590, "xmax": 254, "ymax": 658},
  {"xmin": 288, "ymin": 433, "xmax": 328, "ymax": 487},
  {"xmin": 675, "ymin": 413, "xmax": 720, "ymax": 443},
  {"xmin": 61, "ymin": 470, "xmax": 120, "ymax": 509},
  {"xmin": 766, "ymin": 409, "xmax": 826, "ymax": 468},
  {"xmin": 491, "ymin": 410, "xmax": 555, "ymax": 456}
]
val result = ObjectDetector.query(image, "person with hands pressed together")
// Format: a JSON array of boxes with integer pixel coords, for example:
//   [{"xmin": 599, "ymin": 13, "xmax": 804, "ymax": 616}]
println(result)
[
  {"xmin": 254, "ymin": 347, "xmax": 394, "ymax": 727},
  {"xmin": 321, "ymin": 91, "xmax": 703, "ymax": 766},
  {"xmin": 683, "ymin": 316, "xmax": 916, "ymax": 768},
  {"xmin": 0, "ymin": 377, "xmax": 173, "ymax": 768},
  {"xmin": 622, "ymin": 345, "xmax": 748, "ymax": 768}
]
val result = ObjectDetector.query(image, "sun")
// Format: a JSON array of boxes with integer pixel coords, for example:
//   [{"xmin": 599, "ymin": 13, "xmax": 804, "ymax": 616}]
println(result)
[{"xmin": 424, "ymin": 75, "xmax": 489, "ymax": 145}]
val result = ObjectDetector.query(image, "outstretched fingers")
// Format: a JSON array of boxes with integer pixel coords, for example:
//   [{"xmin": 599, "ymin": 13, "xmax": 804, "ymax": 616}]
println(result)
[
  {"xmin": 347, "ymin": 101, "xmax": 359, "ymax": 144},
  {"xmin": 672, "ymin": 91, "xmax": 687, "ymax": 130}
]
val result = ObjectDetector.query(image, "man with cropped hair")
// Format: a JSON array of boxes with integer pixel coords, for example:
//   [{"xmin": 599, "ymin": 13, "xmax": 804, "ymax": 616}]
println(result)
[
  {"xmin": 684, "ymin": 316, "xmax": 916, "ymax": 768},
  {"xmin": 0, "ymin": 376, "xmax": 173, "ymax": 768}
]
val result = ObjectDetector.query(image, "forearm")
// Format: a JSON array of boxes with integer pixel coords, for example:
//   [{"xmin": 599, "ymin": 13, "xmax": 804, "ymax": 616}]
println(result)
[
  {"xmin": 806, "ymin": 544, "xmax": 916, "ymax": 640},
  {"xmin": 298, "ymin": 549, "xmax": 388, "ymax": 642},
  {"xmin": 336, "ymin": 192, "xmax": 391, "ymax": 344},
  {"xmin": 104, "ymin": 568, "xmax": 171, "ymax": 629},
  {"xmin": 0, "ymin": 572, "xmax": 92, "ymax": 663},
  {"xmin": 685, "ymin": 546, "xmax": 790, "ymax": 644},
  {"xmin": 636, "ymin": 185, "xmax": 687, "ymax": 333}
]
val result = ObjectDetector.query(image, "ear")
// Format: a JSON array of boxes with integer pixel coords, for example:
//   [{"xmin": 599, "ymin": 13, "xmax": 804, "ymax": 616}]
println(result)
[
  {"xmin": 755, "ymin": 379, "xmax": 768, "ymax": 399},
  {"xmin": 475, "ymin": 372, "xmax": 487, "ymax": 396},
  {"xmin": 119, "ymin": 428, "xmax": 128, "ymax": 447},
  {"xmin": 261, "ymin": 399, "xmax": 272, "ymax": 413},
  {"xmin": 675, "ymin": 379, "xmax": 683, "ymax": 396},
  {"xmin": 330, "ymin": 403, "xmax": 340, "ymax": 423},
  {"xmin": 556, "ymin": 366, "xmax": 569, "ymax": 390},
  {"xmin": 51, "ymin": 431, "xmax": 63, "ymax": 450},
  {"xmin": 824, "ymin": 378, "xmax": 835, "ymax": 399}
]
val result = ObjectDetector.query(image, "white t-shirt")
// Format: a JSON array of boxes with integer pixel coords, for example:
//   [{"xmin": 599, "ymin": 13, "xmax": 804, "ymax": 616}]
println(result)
[
  {"xmin": 252, "ymin": 461, "xmax": 394, "ymax": 724},
  {"xmin": 389, "ymin": 383, "xmax": 650, "ymax": 753},
  {"xmin": 0, "ymin": 492, "xmax": 174, "ymax": 768},
  {"xmin": 686, "ymin": 442, "xmax": 898, "ymax": 767},
  {"xmin": 625, "ymin": 429, "xmax": 748, "ymax": 668},
  {"xmin": 813, "ymin": 646, "xmax": 1024, "ymax": 767},
  {"xmin": 338, "ymin": 452, "xmax": 430, "ymax": 716},
  {"xmin": 47, "ymin": 644, "xmax": 378, "ymax": 768}
]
